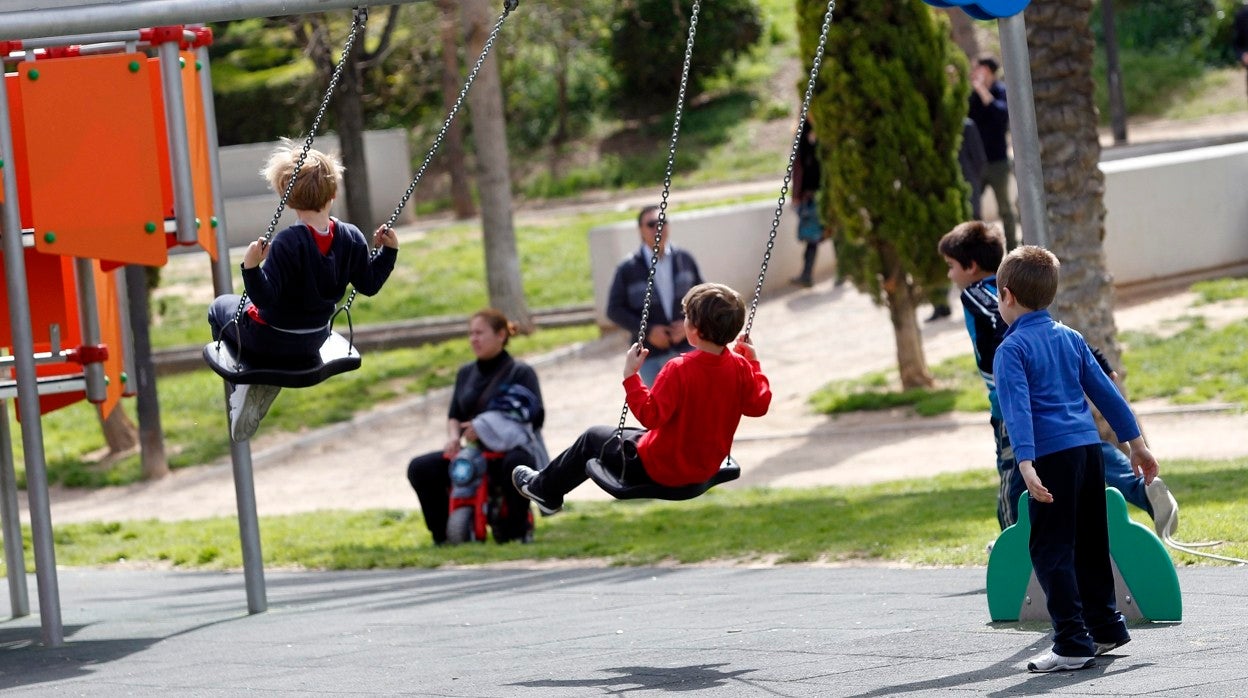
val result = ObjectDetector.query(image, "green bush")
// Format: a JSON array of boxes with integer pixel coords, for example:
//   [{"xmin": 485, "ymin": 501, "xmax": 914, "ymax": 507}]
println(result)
[
  {"xmin": 1091, "ymin": 49, "xmax": 1206, "ymax": 120},
  {"xmin": 608, "ymin": 0, "xmax": 764, "ymax": 109}
]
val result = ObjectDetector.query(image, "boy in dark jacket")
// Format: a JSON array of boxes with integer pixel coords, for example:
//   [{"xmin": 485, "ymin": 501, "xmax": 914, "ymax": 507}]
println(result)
[{"xmin": 208, "ymin": 140, "xmax": 399, "ymax": 442}]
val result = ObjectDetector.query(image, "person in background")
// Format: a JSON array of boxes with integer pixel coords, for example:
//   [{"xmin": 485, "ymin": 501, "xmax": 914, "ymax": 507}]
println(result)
[
  {"xmin": 968, "ymin": 55, "xmax": 1017, "ymax": 251},
  {"xmin": 606, "ymin": 206, "xmax": 705, "ymax": 386}
]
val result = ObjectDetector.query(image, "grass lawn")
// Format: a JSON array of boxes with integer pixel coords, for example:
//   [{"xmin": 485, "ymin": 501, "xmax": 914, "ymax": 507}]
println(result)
[
  {"xmin": 3, "ymin": 456, "xmax": 1242, "ymax": 575},
  {"xmin": 810, "ymin": 278, "xmax": 1248, "ymax": 417}
]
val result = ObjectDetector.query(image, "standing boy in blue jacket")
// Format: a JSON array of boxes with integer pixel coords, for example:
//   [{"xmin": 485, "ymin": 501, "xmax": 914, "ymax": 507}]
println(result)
[{"xmin": 993, "ymin": 245, "xmax": 1159, "ymax": 673}]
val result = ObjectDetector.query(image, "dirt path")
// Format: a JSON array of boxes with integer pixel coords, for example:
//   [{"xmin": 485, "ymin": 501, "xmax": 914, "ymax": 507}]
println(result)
[{"xmin": 34, "ymin": 280, "xmax": 1248, "ymax": 524}]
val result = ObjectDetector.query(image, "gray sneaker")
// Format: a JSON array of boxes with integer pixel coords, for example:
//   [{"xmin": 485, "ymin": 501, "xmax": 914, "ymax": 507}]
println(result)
[
  {"xmin": 1146, "ymin": 476, "xmax": 1179, "ymax": 539},
  {"xmin": 1027, "ymin": 651, "xmax": 1094, "ymax": 673},
  {"xmin": 229, "ymin": 383, "xmax": 281, "ymax": 443}
]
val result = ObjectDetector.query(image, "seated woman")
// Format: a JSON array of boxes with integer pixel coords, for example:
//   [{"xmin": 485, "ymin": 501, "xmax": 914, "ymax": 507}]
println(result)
[{"xmin": 406, "ymin": 309, "xmax": 547, "ymax": 544}]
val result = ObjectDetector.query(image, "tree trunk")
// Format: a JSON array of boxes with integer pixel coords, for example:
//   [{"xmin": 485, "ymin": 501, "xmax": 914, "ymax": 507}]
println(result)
[
  {"xmin": 335, "ymin": 31, "xmax": 375, "ymax": 232},
  {"xmin": 880, "ymin": 245, "xmax": 933, "ymax": 389},
  {"xmin": 438, "ymin": 0, "xmax": 477, "ymax": 220},
  {"xmin": 461, "ymin": 0, "xmax": 533, "ymax": 332},
  {"xmin": 1026, "ymin": 0, "xmax": 1128, "ymax": 444},
  {"xmin": 124, "ymin": 265, "xmax": 169, "ymax": 479},
  {"xmin": 99, "ymin": 405, "xmax": 138, "ymax": 454}
]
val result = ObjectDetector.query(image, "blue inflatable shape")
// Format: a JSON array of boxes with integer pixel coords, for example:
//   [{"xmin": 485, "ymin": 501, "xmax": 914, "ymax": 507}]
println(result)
[{"xmin": 921, "ymin": 0, "xmax": 1030, "ymax": 19}]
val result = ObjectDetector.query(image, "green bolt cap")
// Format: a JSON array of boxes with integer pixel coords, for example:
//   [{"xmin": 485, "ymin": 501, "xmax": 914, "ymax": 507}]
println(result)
[
  {"xmin": 43, "ymin": 231, "xmax": 55, "ymax": 243},
  {"xmin": 195, "ymin": 218, "xmax": 202, "ymax": 229},
  {"xmin": 128, "ymin": 60, "xmax": 140, "ymax": 73},
  {"xmin": 211, "ymin": 217, "xmax": 219, "ymax": 228},
  {"xmin": 196, "ymin": 60, "xmax": 202, "ymax": 71},
  {"xmin": 179, "ymin": 57, "xmax": 186, "ymax": 68},
  {"xmin": 120, "ymin": 372, "xmax": 129, "ymax": 384},
  {"xmin": 27, "ymin": 69, "xmax": 39, "ymax": 81},
  {"xmin": 145, "ymin": 221, "xmax": 157, "ymax": 233}
]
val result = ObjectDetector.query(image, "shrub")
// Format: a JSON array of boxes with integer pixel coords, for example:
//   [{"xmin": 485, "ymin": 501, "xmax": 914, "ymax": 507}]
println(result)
[{"xmin": 608, "ymin": 0, "xmax": 764, "ymax": 110}]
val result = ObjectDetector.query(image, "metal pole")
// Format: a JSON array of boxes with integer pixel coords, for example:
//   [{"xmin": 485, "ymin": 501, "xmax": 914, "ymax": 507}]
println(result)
[
  {"xmin": 0, "ymin": 400, "xmax": 30, "ymax": 618},
  {"xmin": 0, "ymin": 0, "xmax": 425, "ymax": 42},
  {"xmin": 72, "ymin": 258, "xmax": 108, "ymax": 403},
  {"xmin": 114, "ymin": 271, "xmax": 136, "ymax": 396},
  {"xmin": 14, "ymin": 30, "xmax": 145, "ymax": 48},
  {"xmin": 198, "ymin": 38, "xmax": 266, "ymax": 613},
  {"xmin": 157, "ymin": 38, "xmax": 198, "ymax": 245},
  {"xmin": 997, "ymin": 13, "xmax": 1049, "ymax": 250},
  {"xmin": 0, "ymin": 66, "xmax": 63, "ymax": 648}
]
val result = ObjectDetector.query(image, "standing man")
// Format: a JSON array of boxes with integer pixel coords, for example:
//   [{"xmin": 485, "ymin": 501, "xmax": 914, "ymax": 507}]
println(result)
[
  {"xmin": 606, "ymin": 205, "xmax": 704, "ymax": 386},
  {"xmin": 968, "ymin": 55, "xmax": 1018, "ymax": 250},
  {"xmin": 1234, "ymin": 2, "xmax": 1248, "ymax": 100}
]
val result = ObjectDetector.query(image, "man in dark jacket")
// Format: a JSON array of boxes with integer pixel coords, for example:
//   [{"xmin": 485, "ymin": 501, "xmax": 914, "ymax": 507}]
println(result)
[
  {"xmin": 606, "ymin": 206, "xmax": 704, "ymax": 386},
  {"xmin": 968, "ymin": 55, "xmax": 1016, "ymax": 250}
]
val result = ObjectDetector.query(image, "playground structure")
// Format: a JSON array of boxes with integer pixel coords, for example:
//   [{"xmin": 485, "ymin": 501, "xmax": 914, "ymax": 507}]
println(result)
[{"xmin": 0, "ymin": 0, "xmax": 428, "ymax": 648}]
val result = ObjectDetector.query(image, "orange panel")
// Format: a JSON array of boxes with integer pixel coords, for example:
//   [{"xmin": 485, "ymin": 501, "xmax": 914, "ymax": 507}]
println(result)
[
  {"xmin": 149, "ymin": 52, "xmax": 216, "ymax": 259},
  {"xmin": 182, "ymin": 51, "xmax": 217, "ymax": 261},
  {"xmin": 0, "ymin": 72, "xmax": 34, "ymax": 229},
  {"xmin": 0, "ymin": 248, "xmax": 87, "ymax": 417},
  {"xmin": 0, "ymin": 247, "xmax": 78, "ymax": 349},
  {"xmin": 20, "ymin": 53, "xmax": 167, "ymax": 266},
  {"xmin": 92, "ymin": 262, "xmax": 125, "ymax": 416}
]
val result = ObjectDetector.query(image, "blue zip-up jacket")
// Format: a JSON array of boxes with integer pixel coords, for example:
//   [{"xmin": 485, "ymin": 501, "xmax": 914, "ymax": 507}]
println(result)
[
  {"xmin": 992, "ymin": 309, "xmax": 1139, "ymax": 462},
  {"xmin": 959, "ymin": 275, "xmax": 1005, "ymax": 419}
]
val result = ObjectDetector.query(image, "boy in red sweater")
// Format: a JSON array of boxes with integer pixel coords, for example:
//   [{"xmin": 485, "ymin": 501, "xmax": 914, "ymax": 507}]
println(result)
[{"xmin": 512, "ymin": 282, "xmax": 771, "ymax": 514}]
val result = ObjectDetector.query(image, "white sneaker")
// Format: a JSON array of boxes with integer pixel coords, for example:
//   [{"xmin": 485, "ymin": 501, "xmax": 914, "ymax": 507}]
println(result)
[
  {"xmin": 1146, "ymin": 477, "xmax": 1179, "ymax": 539},
  {"xmin": 229, "ymin": 383, "xmax": 281, "ymax": 443},
  {"xmin": 1027, "ymin": 651, "xmax": 1094, "ymax": 673}
]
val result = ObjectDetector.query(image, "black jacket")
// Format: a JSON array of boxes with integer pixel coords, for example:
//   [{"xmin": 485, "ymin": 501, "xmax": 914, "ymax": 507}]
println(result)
[{"xmin": 606, "ymin": 246, "xmax": 703, "ymax": 352}]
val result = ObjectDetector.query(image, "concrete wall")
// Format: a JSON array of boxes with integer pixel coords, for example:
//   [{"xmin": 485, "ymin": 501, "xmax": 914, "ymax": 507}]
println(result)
[
  {"xmin": 215, "ymin": 128, "xmax": 413, "ymax": 249},
  {"xmin": 589, "ymin": 203, "xmax": 836, "ymax": 328},
  {"xmin": 1101, "ymin": 141, "xmax": 1248, "ymax": 286}
]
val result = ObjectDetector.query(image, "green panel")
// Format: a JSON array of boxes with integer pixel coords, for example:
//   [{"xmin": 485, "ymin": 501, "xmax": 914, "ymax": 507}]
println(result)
[
  {"xmin": 986, "ymin": 491, "xmax": 1033, "ymax": 621},
  {"xmin": 1106, "ymin": 487, "xmax": 1184, "ymax": 621}
]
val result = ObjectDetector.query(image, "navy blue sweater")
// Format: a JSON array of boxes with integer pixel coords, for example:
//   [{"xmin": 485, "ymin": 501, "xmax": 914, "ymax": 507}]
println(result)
[
  {"xmin": 242, "ymin": 219, "xmax": 397, "ymax": 331},
  {"xmin": 968, "ymin": 81, "xmax": 1009, "ymax": 163},
  {"xmin": 993, "ymin": 310, "xmax": 1139, "ymax": 463}
]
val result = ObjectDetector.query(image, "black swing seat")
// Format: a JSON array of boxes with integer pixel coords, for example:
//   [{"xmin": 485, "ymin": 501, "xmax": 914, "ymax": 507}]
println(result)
[
  {"xmin": 202, "ymin": 331, "xmax": 361, "ymax": 389},
  {"xmin": 586, "ymin": 456, "xmax": 740, "ymax": 501}
]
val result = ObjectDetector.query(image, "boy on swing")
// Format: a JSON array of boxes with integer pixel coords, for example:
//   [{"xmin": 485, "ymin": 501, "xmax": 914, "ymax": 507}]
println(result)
[
  {"xmin": 208, "ymin": 140, "xmax": 400, "ymax": 442},
  {"xmin": 512, "ymin": 282, "xmax": 771, "ymax": 514}
]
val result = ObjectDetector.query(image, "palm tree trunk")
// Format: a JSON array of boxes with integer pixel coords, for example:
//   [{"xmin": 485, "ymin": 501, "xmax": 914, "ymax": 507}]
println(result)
[{"xmin": 1025, "ymin": 0, "xmax": 1121, "ymax": 370}]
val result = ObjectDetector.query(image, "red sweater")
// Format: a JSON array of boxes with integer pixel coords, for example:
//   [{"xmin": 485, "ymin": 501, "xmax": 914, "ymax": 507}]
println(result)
[{"xmin": 624, "ymin": 347, "xmax": 771, "ymax": 487}]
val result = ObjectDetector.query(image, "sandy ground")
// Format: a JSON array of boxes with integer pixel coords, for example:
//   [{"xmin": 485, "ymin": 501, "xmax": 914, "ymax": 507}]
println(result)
[{"xmin": 32, "ymin": 279, "xmax": 1248, "ymax": 525}]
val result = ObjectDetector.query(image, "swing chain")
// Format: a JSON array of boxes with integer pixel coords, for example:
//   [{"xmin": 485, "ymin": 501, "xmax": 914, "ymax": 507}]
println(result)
[
  {"xmin": 742, "ymin": 0, "xmax": 835, "ymax": 339},
  {"xmin": 613, "ymin": 0, "xmax": 701, "ymax": 439},
  {"xmin": 338, "ymin": 1, "xmax": 520, "ymax": 316},
  {"xmin": 226, "ymin": 7, "xmax": 370, "ymax": 334}
]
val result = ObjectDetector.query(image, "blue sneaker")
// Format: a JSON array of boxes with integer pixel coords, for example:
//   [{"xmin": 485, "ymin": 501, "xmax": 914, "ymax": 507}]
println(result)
[{"xmin": 511, "ymin": 466, "xmax": 562, "ymax": 516}]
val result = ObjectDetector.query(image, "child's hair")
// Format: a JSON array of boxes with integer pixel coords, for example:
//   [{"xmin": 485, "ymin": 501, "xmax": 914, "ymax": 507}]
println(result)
[
  {"xmin": 261, "ymin": 138, "xmax": 343, "ymax": 213},
  {"xmin": 938, "ymin": 221, "xmax": 1005, "ymax": 273},
  {"xmin": 976, "ymin": 55, "xmax": 1000, "ymax": 74},
  {"xmin": 681, "ymin": 283, "xmax": 745, "ymax": 347},
  {"xmin": 637, "ymin": 204, "xmax": 660, "ymax": 227},
  {"xmin": 472, "ymin": 308, "xmax": 517, "ymax": 346},
  {"xmin": 996, "ymin": 245, "xmax": 1060, "ymax": 310}
]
